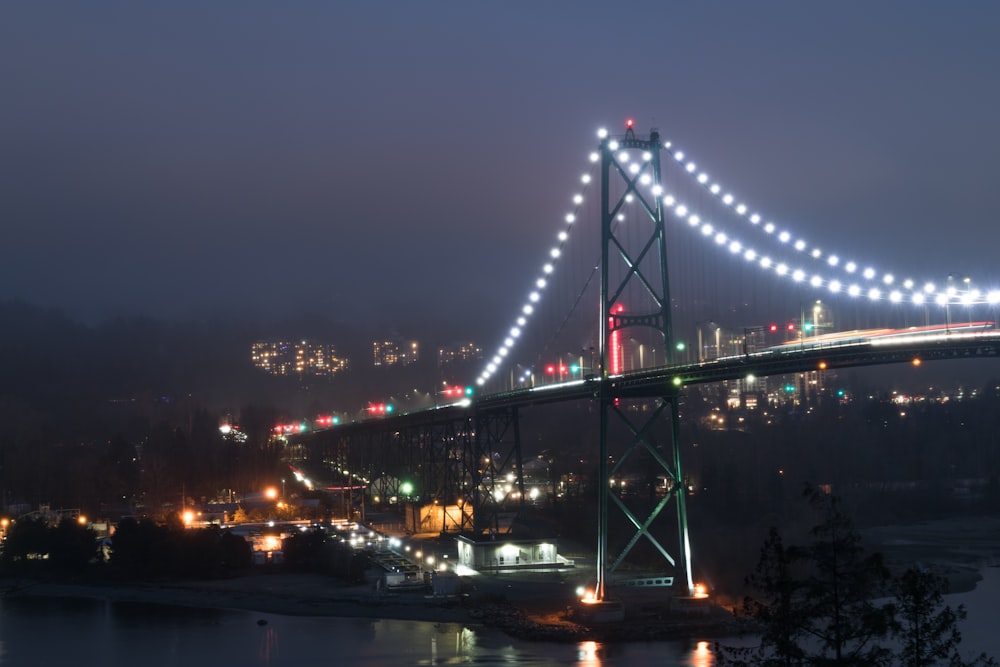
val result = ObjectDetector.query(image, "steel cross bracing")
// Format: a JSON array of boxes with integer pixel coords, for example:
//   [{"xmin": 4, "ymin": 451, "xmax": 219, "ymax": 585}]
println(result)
[
  {"xmin": 287, "ymin": 406, "xmax": 526, "ymax": 538},
  {"xmin": 596, "ymin": 124, "xmax": 693, "ymax": 600},
  {"xmin": 470, "ymin": 407, "xmax": 525, "ymax": 537},
  {"xmin": 399, "ymin": 418, "xmax": 469, "ymax": 532}
]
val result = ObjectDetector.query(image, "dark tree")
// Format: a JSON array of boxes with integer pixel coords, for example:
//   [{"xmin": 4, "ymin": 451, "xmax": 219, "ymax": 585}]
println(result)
[
  {"xmin": 109, "ymin": 516, "xmax": 174, "ymax": 578},
  {"xmin": 718, "ymin": 488, "xmax": 895, "ymax": 666},
  {"xmin": 282, "ymin": 528, "xmax": 333, "ymax": 573},
  {"xmin": 719, "ymin": 489, "xmax": 998, "ymax": 666},
  {"xmin": 49, "ymin": 518, "xmax": 100, "ymax": 572},
  {"xmin": 797, "ymin": 489, "xmax": 894, "ymax": 666},
  {"xmin": 735, "ymin": 527, "xmax": 806, "ymax": 666},
  {"xmin": 1, "ymin": 517, "xmax": 97, "ymax": 575},
  {"xmin": 891, "ymin": 567, "xmax": 998, "ymax": 667},
  {"xmin": 219, "ymin": 530, "xmax": 252, "ymax": 571},
  {"xmin": 1, "ymin": 517, "xmax": 51, "ymax": 572}
]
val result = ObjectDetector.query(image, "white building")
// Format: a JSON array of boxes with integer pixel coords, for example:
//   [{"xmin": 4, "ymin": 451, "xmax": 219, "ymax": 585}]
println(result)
[{"xmin": 455, "ymin": 535, "xmax": 573, "ymax": 572}]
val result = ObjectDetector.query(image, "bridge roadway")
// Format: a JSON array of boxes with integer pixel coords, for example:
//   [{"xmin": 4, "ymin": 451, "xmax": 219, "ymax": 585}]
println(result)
[
  {"xmin": 321, "ymin": 327, "xmax": 1000, "ymax": 433},
  {"xmin": 286, "ymin": 326, "xmax": 1000, "ymax": 586}
]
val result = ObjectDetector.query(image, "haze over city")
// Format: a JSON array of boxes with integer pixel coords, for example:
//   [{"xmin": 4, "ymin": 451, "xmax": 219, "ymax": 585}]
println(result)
[{"xmin": 3, "ymin": 2, "xmax": 999, "ymax": 348}]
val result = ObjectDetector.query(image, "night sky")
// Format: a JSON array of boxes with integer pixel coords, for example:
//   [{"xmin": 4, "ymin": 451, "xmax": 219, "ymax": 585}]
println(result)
[{"xmin": 3, "ymin": 2, "xmax": 999, "ymax": 345}]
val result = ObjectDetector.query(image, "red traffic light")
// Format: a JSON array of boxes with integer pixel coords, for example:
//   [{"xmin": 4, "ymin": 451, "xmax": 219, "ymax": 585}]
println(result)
[
  {"xmin": 769, "ymin": 324, "xmax": 778, "ymax": 333},
  {"xmin": 787, "ymin": 323, "xmax": 796, "ymax": 331}
]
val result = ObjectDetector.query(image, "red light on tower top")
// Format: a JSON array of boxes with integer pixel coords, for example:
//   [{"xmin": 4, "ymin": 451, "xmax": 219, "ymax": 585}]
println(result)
[{"xmin": 626, "ymin": 118, "xmax": 634, "ymax": 129}]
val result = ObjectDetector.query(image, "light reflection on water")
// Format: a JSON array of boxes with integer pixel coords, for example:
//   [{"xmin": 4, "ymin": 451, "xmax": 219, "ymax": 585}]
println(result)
[
  {"xmin": 1, "ymin": 570, "xmax": 996, "ymax": 667},
  {"xmin": 0, "ymin": 595, "xmax": 716, "ymax": 667}
]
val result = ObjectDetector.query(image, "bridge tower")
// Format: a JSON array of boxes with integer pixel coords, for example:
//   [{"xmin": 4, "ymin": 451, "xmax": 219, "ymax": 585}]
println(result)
[{"xmin": 595, "ymin": 120, "xmax": 693, "ymax": 600}]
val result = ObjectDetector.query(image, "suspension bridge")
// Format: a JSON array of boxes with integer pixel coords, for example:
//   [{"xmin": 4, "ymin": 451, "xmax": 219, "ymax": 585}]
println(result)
[{"xmin": 288, "ymin": 119, "xmax": 1000, "ymax": 608}]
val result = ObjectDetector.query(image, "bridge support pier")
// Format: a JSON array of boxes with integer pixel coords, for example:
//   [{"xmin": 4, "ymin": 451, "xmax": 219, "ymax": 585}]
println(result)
[
  {"xmin": 594, "ymin": 388, "xmax": 693, "ymax": 601},
  {"xmin": 594, "ymin": 121, "xmax": 694, "ymax": 600}
]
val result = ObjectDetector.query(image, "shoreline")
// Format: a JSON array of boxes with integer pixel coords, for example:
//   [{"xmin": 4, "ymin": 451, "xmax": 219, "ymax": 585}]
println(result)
[
  {"xmin": 2, "ymin": 573, "xmax": 475, "ymax": 624},
  {"xmin": 1, "ymin": 572, "xmax": 740, "ymax": 643},
  {"xmin": 4, "ymin": 514, "xmax": 997, "ymax": 643}
]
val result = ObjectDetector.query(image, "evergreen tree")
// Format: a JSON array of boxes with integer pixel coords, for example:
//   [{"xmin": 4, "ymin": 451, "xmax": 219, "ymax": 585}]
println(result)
[
  {"xmin": 719, "ymin": 489, "xmax": 998, "ymax": 666},
  {"xmin": 718, "ymin": 488, "xmax": 895, "ymax": 666},
  {"xmin": 738, "ymin": 527, "xmax": 806, "ymax": 666},
  {"xmin": 891, "ymin": 567, "xmax": 997, "ymax": 667},
  {"xmin": 796, "ymin": 489, "xmax": 894, "ymax": 666}
]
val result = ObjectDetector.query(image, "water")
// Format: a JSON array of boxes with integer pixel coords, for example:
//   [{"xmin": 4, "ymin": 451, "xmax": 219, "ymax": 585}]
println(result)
[
  {"xmin": 949, "ymin": 564, "xmax": 1000, "ymax": 661},
  {"xmin": 0, "ymin": 595, "xmax": 716, "ymax": 667},
  {"xmin": 0, "ymin": 568, "xmax": 996, "ymax": 666}
]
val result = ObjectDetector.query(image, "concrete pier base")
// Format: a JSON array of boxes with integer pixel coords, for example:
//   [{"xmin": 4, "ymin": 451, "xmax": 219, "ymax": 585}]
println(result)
[{"xmin": 574, "ymin": 599, "xmax": 625, "ymax": 623}]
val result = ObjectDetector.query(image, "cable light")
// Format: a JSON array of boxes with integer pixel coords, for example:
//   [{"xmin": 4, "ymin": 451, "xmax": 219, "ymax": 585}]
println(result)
[
  {"xmin": 476, "ymin": 140, "xmax": 600, "ymax": 387},
  {"xmin": 651, "ymin": 136, "xmax": 993, "ymax": 307},
  {"xmin": 656, "ymin": 139, "xmax": 957, "ymax": 295},
  {"xmin": 480, "ymin": 124, "xmax": 998, "ymax": 388}
]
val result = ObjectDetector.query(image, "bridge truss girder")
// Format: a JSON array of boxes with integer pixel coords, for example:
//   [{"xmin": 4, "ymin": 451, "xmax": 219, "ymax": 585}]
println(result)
[
  {"xmin": 289, "ymin": 406, "xmax": 525, "ymax": 537},
  {"xmin": 469, "ymin": 407, "xmax": 525, "ymax": 537}
]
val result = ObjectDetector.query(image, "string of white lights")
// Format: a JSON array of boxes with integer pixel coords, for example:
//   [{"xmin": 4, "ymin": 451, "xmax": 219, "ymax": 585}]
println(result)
[
  {"xmin": 476, "ymin": 125, "xmax": 1000, "ymax": 388},
  {"xmin": 653, "ymin": 138, "xmax": 1000, "ymax": 308},
  {"xmin": 475, "ymin": 166, "xmax": 597, "ymax": 387}
]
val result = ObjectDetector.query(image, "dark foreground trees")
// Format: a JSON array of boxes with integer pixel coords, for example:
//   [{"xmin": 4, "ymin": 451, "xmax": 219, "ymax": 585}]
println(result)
[
  {"xmin": 1, "ymin": 517, "xmax": 98, "ymax": 574},
  {"xmin": 109, "ymin": 517, "xmax": 253, "ymax": 579},
  {"xmin": 718, "ymin": 488, "xmax": 997, "ymax": 667},
  {"xmin": 282, "ymin": 528, "xmax": 370, "ymax": 583},
  {"xmin": 1, "ymin": 513, "xmax": 374, "ymax": 586}
]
